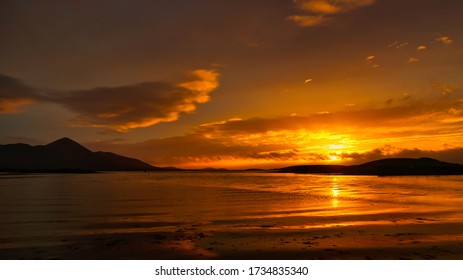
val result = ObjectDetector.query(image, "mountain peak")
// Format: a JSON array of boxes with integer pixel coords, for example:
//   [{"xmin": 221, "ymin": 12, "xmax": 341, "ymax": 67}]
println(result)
[
  {"xmin": 48, "ymin": 137, "xmax": 78, "ymax": 145},
  {"xmin": 0, "ymin": 137, "xmax": 157, "ymax": 171},
  {"xmin": 45, "ymin": 137, "xmax": 91, "ymax": 153}
]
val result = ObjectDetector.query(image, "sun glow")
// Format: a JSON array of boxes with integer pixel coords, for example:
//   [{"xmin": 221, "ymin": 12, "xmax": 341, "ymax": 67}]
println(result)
[
  {"xmin": 142, "ymin": 110, "xmax": 463, "ymax": 168},
  {"xmin": 328, "ymin": 144, "xmax": 344, "ymax": 150},
  {"xmin": 328, "ymin": 154, "xmax": 341, "ymax": 161}
]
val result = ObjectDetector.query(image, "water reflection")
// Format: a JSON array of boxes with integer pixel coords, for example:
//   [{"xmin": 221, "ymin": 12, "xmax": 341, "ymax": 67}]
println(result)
[
  {"xmin": 331, "ymin": 177, "xmax": 340, "ymax": 208},
  {"xmin": 1, "ymin": 172, "xmax": 463, "ymax": 245}
]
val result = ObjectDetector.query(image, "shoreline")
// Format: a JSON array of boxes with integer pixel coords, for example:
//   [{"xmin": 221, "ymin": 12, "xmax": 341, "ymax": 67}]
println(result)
[{"xmin": 1, "ymin": 221, "xmax": 462, "ymax": 260}]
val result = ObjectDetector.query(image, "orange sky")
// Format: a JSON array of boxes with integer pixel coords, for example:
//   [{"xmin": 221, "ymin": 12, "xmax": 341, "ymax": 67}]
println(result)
[{"xmin": 1, "ymin": 0, "xmax": 463, "ymax": 168}]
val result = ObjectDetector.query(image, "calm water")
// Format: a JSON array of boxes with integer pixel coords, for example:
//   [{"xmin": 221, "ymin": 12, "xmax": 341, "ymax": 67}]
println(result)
[{"xmin": 1, "ymin": 172, "xmax": 463, "ymax": 249}]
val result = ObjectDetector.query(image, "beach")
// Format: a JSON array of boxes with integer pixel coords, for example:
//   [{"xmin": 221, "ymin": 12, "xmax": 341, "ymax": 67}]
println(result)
[
  {"xmin": 1, "ymin": 172, "xmax": 462, "ymax": 260},
  {"xmin": 1, "ymin": 214, "xmax": 463, "ymax": 260}
]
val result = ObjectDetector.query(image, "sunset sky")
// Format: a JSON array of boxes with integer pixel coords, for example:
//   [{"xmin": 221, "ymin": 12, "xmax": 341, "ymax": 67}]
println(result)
[{"xmin": 1, "ymin": 0, "xmax": 463, "ymax": 168}]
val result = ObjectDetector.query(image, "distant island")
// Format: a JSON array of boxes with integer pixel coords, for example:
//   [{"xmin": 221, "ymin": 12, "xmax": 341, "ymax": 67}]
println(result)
[
  {"xmin": 0, "ymin": 137, "xmax": 176, "ymax": 173},
  {"xmin": 277, "ymin": 158, "xmax": 463, "ymax": 176}
]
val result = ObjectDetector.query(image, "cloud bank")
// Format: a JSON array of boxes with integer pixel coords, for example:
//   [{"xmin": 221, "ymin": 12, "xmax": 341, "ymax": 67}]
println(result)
[{"xmin": 86, "ymin": 88, "xmax": 463, "ymax": 168}]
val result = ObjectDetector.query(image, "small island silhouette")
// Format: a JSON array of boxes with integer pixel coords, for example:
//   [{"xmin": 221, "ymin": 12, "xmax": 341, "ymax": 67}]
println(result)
[{"xmin": 277, "ymin": 157, "xmax": 463, "ymax": 176}]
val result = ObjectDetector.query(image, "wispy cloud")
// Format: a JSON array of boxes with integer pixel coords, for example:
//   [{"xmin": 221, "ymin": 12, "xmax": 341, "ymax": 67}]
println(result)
[
  {"xmin": 387, "ymin": 41, "xmax": 409, "ymax": 49},
  {"xmin": 366, "ymin": 55, "xmax": 379, "ymax": 68},
  {"xmin": 436, "ymin": 36, "xmax": 453, "ymax": 45},
  {"xmin": 295, "ymin": 0, "xmax": 342, "ymax": 14},
  {"xmin": 431, "ymin": 81, "xmax": 458, "ymax": 95},
  {"xmin": 417, "ymin": 45, "xmax": 427, "ymax": 51},
  {"xmin": 289, "ymin": 0, "xmax": 376, "ymax": 27},
  {"xmin": 406, "ymin": 57, "xmax": 419, "ymax": 64},
  {"xmin": 294, "ymin": 0, "xmax": 375, "ymax": 14},
  {"xmin": 287, "ymin": 15, "xmax": 328, "ymax": 27}
]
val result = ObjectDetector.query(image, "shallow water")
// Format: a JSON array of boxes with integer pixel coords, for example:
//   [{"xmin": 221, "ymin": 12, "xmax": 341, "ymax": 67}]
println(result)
[{"xmin": 0, "ymin": 172, "xmax": 462, "ymax": 251}]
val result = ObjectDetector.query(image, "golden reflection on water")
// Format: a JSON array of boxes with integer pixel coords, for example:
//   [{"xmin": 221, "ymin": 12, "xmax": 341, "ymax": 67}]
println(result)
[{"xmin": 331, "ymin": 177, "xmax": 340, "ymax": 208}]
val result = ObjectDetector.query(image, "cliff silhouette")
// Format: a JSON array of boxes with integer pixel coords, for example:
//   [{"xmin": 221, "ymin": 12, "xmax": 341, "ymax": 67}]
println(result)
[
  {"xmin": 278, "ymin": 158, "xmax": 463, "ymax": 175},
  {"xmin": 0, "ymin": 137, "xmax": 161, "ymax": 172}
]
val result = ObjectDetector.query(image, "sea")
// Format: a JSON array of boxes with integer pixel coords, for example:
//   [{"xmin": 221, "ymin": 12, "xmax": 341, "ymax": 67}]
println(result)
[{"xmin": 1, "ymin": 171, "xmax": 462, "ymax": 257}]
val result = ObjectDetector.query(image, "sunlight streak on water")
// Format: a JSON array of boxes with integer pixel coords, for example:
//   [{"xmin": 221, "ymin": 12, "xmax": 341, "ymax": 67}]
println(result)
[{"xmin": 331, "ymin": 177, "xmax": 340, "ymax": 208}]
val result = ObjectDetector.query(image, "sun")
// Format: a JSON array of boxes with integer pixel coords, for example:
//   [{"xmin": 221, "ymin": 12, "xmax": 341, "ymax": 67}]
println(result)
[{"xmin": 328, "ymin": 154, "xmax": 340, "ymax": 161}]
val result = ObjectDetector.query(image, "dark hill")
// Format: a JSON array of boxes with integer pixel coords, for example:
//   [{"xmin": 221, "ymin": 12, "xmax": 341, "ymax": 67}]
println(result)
[
  {"xmin": 0, "ymin": 137, "xmax": 160, "ymax": 172},
  {"xmin": 277, "ymin": 158, "xmax": 463, "ymax": 176},
  {"xmin": 45, "ymin": 137, "xmax": 92, "ymax": 154}
]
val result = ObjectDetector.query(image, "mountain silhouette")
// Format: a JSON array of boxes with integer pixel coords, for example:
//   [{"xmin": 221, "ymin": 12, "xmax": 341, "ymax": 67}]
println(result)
[
  {"xmin": 0, "ymin": 137, "xmax": 162, "ymax": 172},
  {"xmin": 278, "ymin": 158, "xmax": 463, "ymax": 175}
]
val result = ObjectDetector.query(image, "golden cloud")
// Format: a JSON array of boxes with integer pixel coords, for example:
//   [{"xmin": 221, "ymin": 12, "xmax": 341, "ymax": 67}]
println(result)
[
  {"xmin": 289, "ymin": 0, "xmax": 375, "ymax": 27},
  {"xmin": 178, "ymin": 69, "xmax": 220, "ymax": 103},
  {"xmin": 287, "ymin": 15, "xmax": 328, "ymax": 27},
  {"xmin": 294, "ymin": 0, "xmax": 375, "ymax": 14},
  {"xmin": 436, "ymin": 36, "xmax": 453, "ymax": 45},
  {"xmin": 86, "ymin": 90, "xmax": 463, "ymax": 168},
  {"xmin": 296, "ymin": 0, "xmax": 341, "ymax": 14}
]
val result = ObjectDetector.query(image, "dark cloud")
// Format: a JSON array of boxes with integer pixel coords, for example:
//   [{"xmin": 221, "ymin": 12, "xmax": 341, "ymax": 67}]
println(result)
[
  {"xmin": 46, "ymin": 69, "xmax": 219, "ymax": 132},
  {"xmin": 0, "ymin": 74, "xmax": 37, "ymax": 113},
  {"xmin": 0, "ymin": 70, "xmax": 219, "ymax": 131},
  {"xmin": 48, "ymin": 82, "xmax": 197, "ymax": 132}
]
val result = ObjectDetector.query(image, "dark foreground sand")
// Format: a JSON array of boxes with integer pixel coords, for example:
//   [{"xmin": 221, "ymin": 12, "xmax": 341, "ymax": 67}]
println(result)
[{"xmin": 1, "ymin": 220, "xmax": 462, "ymax": 260}]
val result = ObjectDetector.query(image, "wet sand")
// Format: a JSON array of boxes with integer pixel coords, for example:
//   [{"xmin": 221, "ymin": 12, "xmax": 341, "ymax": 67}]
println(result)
[{"xmin": 1, "ymin": 219, "xmax": 462, "ymax": 260}]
